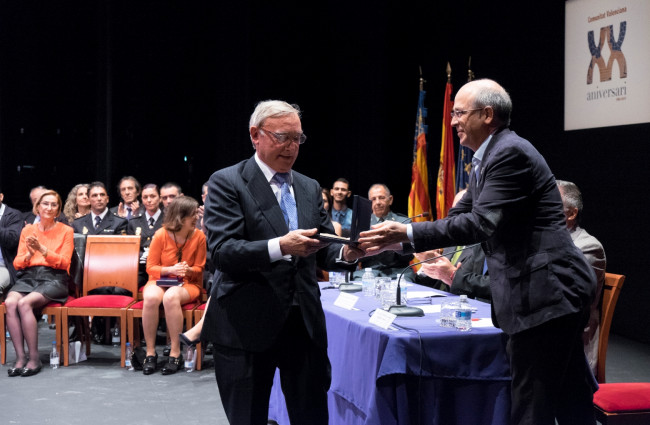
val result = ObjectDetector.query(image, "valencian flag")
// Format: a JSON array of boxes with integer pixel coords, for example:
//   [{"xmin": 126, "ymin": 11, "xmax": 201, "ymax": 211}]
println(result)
[
  {"xmin": 455, "ymin": 59, "xmax": 475, "ymax": 192},
  {"xmin": 436, "ymin": 64, "xmax": 455, "ymax": 219},
  {"xmin": 408, "ymin": 76, "xmax": 432, "ymax": 223}
]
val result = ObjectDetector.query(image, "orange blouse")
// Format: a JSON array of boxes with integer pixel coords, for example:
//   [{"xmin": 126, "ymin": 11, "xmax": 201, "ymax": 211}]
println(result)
[
  {"xmin": 146, "ymin": 227, "xmax": 206, "ymax": 288},
  {"xmin": 13, "ymin": 223, "xmax": 74, "ymax": 272}
]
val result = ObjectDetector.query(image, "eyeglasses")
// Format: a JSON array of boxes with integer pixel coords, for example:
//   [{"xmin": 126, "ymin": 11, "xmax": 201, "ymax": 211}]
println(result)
[
  {"xmin": 260, "ymin": 128, "xmax": 307, "ymax": 145},
  {"xmin": 450, "ymin": 108, "xmax": 484, "ymax": 119}
]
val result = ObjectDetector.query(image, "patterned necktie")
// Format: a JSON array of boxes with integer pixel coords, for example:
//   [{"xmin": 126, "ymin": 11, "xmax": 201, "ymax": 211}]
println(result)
[
  {"xmin": 94, "ymin": 216, "xmax": 101, "ymax": 229},
  {"xmin": 472, "ymin": 157, "xmax": 481, "ymax": 183},
  {"xmin": 274, "ymin": 172, "xmax": 298, "ymax": 231},
  {"xmin": 149, "ymin": 217, "xmax": 155, "ymax": 228}
]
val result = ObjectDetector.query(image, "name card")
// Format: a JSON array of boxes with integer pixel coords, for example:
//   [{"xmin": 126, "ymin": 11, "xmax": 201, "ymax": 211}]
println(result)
[
  {"xmin": 369, "ymin": 308, "xmax": 397, "ymax": 329},
  {"xmin": 334, "ymin": 292, "xmax": 359, "ymax": 310}
]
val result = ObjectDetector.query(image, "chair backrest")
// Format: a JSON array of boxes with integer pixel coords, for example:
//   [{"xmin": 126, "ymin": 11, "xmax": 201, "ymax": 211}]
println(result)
[
  {"xmin": 82, "ymin": 235, "xmax": 141, "ymax": 298},
  {"xmin": 597, "ymin": 272, "xmax": 626, "ymax": 383}
]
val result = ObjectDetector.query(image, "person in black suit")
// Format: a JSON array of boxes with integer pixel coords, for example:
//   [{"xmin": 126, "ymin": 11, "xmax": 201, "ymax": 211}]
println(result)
[
  {"xmin": 127, "ymin": 184, "xmax": 163, "ymax": 287},
  {"xmin": 360, "ymin": 79, "xmax": 597, "ymax": 425},
  {"xmin": 110, "ymin": 176, "xmax": 145, "ymax": 220},
  {"xmin": 201, "ymin": 100, "xmax": 362, "ymax": 425},
  {"xmin": 0, "ymin": 188, "xmax": 25, "ymax": 297},
  {"xmin": 72, "ymin": 182, "xmax": 127, "ymax": 236}
]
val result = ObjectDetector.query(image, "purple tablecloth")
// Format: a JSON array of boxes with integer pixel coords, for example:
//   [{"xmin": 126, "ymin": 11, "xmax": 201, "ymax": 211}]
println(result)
[{"xmin": 269, "ymin": 282, "xmax": 511, "ymax": 425}]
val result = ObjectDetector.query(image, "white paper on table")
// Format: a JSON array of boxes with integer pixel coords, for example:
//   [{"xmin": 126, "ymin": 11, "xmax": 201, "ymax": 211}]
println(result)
[
  {"xmin": 470, "ymin": 318, "xmax": 494, "ymax": 328},
  {"xmin": 407, "ymin": 290, "xmax": 447, "ymax": 300},
  {"xmin": 333, "ymin": 292, "xmax": 359, "ymax": 310},
  {"xmin": 369, "ymin": 309, "xmax": 397, "ymax": 329},
  {"xmin": 416, "ymin": 304, "xmax": 442, "ymax": 314}
]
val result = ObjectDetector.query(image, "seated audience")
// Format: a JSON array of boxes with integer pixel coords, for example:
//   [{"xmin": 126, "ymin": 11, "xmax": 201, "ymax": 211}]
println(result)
[
  {"xmin": 160, "ymin": 182, "xmax": 183, "ymax": 209},
  {"xmin": 127, "ymin": 184, "xmax": 163, "ymax": 287},
  {"xmin": 330, "ymin": 178, "xmax": 352, "ymax": 236},
  {"xmin": 0, "ymin": 188, "xmax": 24, "ymax": 297},
  {"xmin": 557, "ymin": 179, "xmax": 606, "ymax": 373},
  {"xmin": 6, "ymin": 190, "xmax": 74, "ymax": 377},
  {"xmin": 62, "ymin": 183, "xmax": 91, "ymax": 224},
  {"xmin": 141, "ymin": 196, "xmax": 206, "ymax": 375},
  {"xmin": 416, "ymin": 190, "xmax": 491, "ymax": 301},
  {"xmin": 110, "ymin": 176, "xmax": 145, "ymax": 219},
  {"xmin": 72, "ymin": 182, "xmax": 127, "ymax": 235},
  {"xmin": 354, "ymin": 183, "xmax": 415, "ymax": 281}
]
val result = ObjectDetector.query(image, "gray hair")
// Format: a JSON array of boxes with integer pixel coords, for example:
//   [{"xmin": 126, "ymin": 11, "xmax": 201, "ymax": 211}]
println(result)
[
  {"xmin": 471, "ymin": 79, "xmax": 512, "ymax": 127},
  {"xmin": 368, "ymin": 183, "xmax": 391, "ymax": 197},
  {"xmin": 556, "ymin": 179, "xmax": 583, "ymax": 223},
  {"xmin": 249, "ymin": 100, "xmax": 301, "ymax": 130}
]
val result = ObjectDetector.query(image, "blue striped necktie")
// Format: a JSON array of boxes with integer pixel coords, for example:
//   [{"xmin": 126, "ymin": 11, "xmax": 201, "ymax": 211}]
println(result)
[{"xmin": 274, "ymin": 172, "xmax": 298, "ymax": 231}]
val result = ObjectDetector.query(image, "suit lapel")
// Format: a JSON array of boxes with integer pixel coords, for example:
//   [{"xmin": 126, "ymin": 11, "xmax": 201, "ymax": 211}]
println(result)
[{"xmin": 242, "ymin": 157, "xmax": 288, "ymax": 236}]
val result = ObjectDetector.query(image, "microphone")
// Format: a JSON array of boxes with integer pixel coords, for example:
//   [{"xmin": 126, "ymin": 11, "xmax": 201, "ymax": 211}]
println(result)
[
  {"xmin": 399, "ymin": 211, "xmax": 430, "ymax": 223},
  {"xmin": 389, "ymin": 243, "xmax": 481, "ymax": 317}
]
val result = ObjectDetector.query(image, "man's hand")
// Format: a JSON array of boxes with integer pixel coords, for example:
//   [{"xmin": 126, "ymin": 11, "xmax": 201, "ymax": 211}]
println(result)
[
  {"xmin": 279, "ymin": 228, "xmax": 330, "ymax": 257},
  {"xmin": 357, "ymin": 221, "xmax": 409, "ymax": 254},
  {"xmin": 342, "ymin": 244, "xmax": 365, "ymax": 262},
  {"xmin": 419, "ymin": 256, "xmax": 458, "ymax": 286},
  {"xmin": 415, "ymin": 249, "xmax": 443, "ymax": 262}
]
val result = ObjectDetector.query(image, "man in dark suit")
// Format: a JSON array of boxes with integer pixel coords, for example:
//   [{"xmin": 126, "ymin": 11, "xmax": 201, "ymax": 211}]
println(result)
[
  {"xmin": 354, "ymin": 183, "xmax": 414, "ymax": 280},
  {"xmin": 0, "ymin": 189, "xmax": 24, "ymax": 296},
  {"xmin": 202, "ymin": 100, "xmax": 361, "ymax": 425},
  {"xmin": 360, "ymin": 79, "xmax": 597, "ymax": 425},
  {"xmin": 72, "ymin": 182, "xmax": 127, "ymax": 236},
  {"xmin": 110, "ymin": 176, "xmax": 145, "ymax": 220}
]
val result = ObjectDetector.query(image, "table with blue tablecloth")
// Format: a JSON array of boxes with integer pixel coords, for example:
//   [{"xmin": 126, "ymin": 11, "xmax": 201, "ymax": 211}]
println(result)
[{"xmin": 268, "ymin": 282, "xmax": 511, "ymax": 425}]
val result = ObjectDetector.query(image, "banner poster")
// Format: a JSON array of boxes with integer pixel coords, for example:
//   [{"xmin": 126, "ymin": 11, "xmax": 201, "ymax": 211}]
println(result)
[{"xmin": 565, "ymin": 0, "xmax": 650, "ymax": 130}]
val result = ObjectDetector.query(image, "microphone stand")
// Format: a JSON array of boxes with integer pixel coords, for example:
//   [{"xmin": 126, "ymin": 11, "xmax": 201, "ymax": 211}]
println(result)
[{"xmin": 388, "ymin": 243, "xmax": 481, "ymax": 317}]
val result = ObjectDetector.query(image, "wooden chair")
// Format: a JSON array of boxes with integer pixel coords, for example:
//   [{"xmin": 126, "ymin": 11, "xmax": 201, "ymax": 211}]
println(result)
[
  {"xmin": 592, "ymin": 273, "xmax": 650, "ymax": 423},
  {"xmin": 62, "ymin": 235, "xmax": 140, "ymax": 367},
  {"xmin": 597, "ymin": 273, "xmax": 626, "ymax": 384}
]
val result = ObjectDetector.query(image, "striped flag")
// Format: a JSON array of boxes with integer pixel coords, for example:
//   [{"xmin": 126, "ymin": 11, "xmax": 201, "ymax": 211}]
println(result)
[
  {"xmin": 456, "ymin": 60, "xmax": 475, "ymax": 192},
  {"xmin": 436, "ymin": 77, "xmax": 455, "ymax": 219},
  {"xmin": 408, "ymin": 81, "xmax": 432, "ymax": 223}
]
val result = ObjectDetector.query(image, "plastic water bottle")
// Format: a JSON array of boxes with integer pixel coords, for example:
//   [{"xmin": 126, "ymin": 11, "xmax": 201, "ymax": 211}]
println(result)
[
  {"xmin": 112, "ymin": 326, "xmax": 120, "ymax": 347},
  {"xmin": 185, "ymin": 346, "xmax": 195, "ymax": 372},
  {"xmin": 50, "ymin": 341, "xmax": 60, "ymax": 369},
  {"xmin": 455, "ymin": 295, "xmax": 472, "ymax": 331},
  {"xmin": 125, "ymin": 342, "xmax": 133, "ymax": 370},
  {"xmin": 362, "ymin": 268, "xmax": 375, "ymax": 297}
]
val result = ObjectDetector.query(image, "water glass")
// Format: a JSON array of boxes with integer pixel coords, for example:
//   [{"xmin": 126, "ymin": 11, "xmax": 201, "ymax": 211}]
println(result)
[
  {"xmin": 375, "ymin": 277, "xmax": 391, "ymax": 300},
  {"xmin": 329, "ymin": 271, "xmax": 346, "ymax": 287}
]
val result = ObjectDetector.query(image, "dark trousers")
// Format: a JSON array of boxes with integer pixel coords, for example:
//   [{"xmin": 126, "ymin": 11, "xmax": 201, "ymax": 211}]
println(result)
[
  {"xmin": 507, "ymin": 311, "xmax": 597, "ymax": 425},
  {"xmin": 213, "ymin": 307, "xmax": 331, "ymax": 425}
]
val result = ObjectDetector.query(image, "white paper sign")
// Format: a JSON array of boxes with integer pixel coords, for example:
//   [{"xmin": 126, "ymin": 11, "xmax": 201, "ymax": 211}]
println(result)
[
  {"xmin": 333, "ymin": 292, "xmax": 359, "ymax": 310},
  {"xmin": 369, "ymin": 308, "xmax": 397, "ymax": 329}
]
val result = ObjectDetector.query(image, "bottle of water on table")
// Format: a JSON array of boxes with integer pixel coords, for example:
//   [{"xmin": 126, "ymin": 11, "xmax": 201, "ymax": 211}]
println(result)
[
  {"xmin": 361, "ymin": 268, "xmax": 375, "ymax": 297},
  {"xmin": 455, "ymin": 295, "xmax": 472, "ymax": 331}
]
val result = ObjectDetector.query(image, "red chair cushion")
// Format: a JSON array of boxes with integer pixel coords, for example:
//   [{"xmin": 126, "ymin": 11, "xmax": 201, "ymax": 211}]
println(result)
[
  {"xmin": 130, "ymin": 301, "xmax": 144, "ymax": 310},
  {"xmin": 66, "ymin": 295, "xmax": 135, "ymax": 309},
  {"xmin": 594, "ymin": 383, "xmax": 650, "ymax": 412},
  {"xmin": 182, "ymin": 302, "xmax": 199, "ymax": 310},
  {"xmin": 129, "ymin": 300, "xmax": 196, "ymax": 311},
  {"xmin": 196, "ymin": 303, "xmax": 206, "ymax": 311},
  {"xmin": 44, "ymin": 296, "xmax": 76, "ymax": 308}
]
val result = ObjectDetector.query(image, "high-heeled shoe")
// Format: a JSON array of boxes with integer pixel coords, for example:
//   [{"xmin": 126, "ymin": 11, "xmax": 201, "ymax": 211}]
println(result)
[
  {"xmin": 179, "ymin": 333, "xmax": 199, "ymax": 348},
  {"xmin": 20, "ymin": 363, "xmax": 43, "ymax": 377}
]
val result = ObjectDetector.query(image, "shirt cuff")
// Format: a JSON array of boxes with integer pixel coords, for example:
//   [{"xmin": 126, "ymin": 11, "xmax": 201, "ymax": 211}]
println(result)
[
  {"xmin": 335, "ymin": 245, "xmax": 357, "ymax": 265},
  {"xmin": 406, "ymin": 223, "xmax": 414, "ymax": 243},
  {"xmin": 268, "ymin": 237, "xmax": 291, "ymax": 262}
]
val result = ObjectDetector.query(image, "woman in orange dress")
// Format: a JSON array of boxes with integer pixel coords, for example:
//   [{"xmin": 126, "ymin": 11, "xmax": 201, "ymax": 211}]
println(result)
[
  {"xmin": 142, "ymin": 196, "xmax": 206, "ymax": 375},
  {"xmin": 6, "ymin": 190, "xmax": 73, "ymax": 377}
]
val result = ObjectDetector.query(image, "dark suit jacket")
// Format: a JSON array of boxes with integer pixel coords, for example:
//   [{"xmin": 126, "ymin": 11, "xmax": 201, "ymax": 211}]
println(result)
[
  {"xmin": 71, "ymin": 210, "xmax": 128, "ymax": 235},
  {"xmin": 127, "ymin": 213, "xmax": 163, "ymax": 253},
  {"xmin": 0, "ymin": 203, "xmax": 25, "ymax": 286},
  {"xmin": 202, "ymin": 156, "xmax": 351, "ymax": 352},
  {"xmin": 411, "ymin": 128, "xmax": 595, "ymax": 335},
  {"xmin": 110, "ymin": 204, "xmax": 145, "ymax": 220}
]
